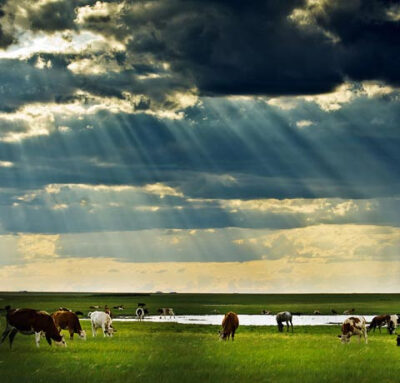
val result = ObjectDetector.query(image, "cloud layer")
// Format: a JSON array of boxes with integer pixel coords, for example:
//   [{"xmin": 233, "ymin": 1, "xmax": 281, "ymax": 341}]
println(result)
[{"xmin": 0, "ymin": 0, "xmax": 399, "ymax": 291}]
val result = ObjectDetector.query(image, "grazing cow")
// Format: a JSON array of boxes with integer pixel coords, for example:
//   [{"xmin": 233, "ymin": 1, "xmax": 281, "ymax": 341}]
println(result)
[
  {"xmin": 261, "ymin": 310, "xmax": 270, "ymax": 315},
  {"xmin": 90, "ymin": 311, "xmax": 114, "ymax": 337},
  {"xmin": 368, "ymin": 315, "xmax": 390, "ymax": 333},
  {"xmin": 113, "ymin": 305, "xmax": 125, "ymax": 310},
  {"xmin": 137, "ymin": 303, "xmax": 146, "ymax": 307},
  {"xmin": 276, "ymin": 312, "xmax": 293, "ymax": 333},
  {"xmin": 136, "ymin": 307, "xmax": 145, "ymax": 321},
  {"xmin": 0, "ymin": 306, "xmax": 66, "ymax": 348},
  {"xmin": 388, "ymin": 315, "xmax": 398, "ymax": 335},
  {"xmin": 339, "ymin": 317, "xmax": 367, "ymax": 344},
  {"xmin": 313, "ymin": 310, "xmax": 321, "ymax": 315},
  {"xmin": 219, "ymin": 312, "xmax": 239, "ymax": 341},
  {"xmin": 331, "ymin": 309, "xmax": 338, "ymax": 315},
  {"xmin": 51, "ymin": 311, "xmax": 86, "ymax": 340},
  {"xmin": 157, "ymin": 308, "xmax": 175, "ymax": 319},
  {"xmin": 343, "ymin": 308, "xmax": 355, "ymax": 315}
]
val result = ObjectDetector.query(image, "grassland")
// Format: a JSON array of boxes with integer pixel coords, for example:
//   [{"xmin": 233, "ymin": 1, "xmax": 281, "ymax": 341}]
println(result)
[
  {"xmin": 0, "ymin": 292, "xmax": 399, "ymax": 316},
  {"xmin": 0, "ymin": 320, "xmax": 399, "ymax": 383}
]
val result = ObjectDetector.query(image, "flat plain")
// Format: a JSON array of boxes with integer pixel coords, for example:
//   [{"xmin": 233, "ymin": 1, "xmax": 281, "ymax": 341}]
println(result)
[{"xmin": 0, "ymin": 293, "xmax": 399, "ymax": 383}]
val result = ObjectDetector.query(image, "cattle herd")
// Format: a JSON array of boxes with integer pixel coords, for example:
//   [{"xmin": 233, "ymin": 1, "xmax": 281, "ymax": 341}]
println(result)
[{"xmin": 0, "ymin": 304, "xmax": 399, "ymax": 349}]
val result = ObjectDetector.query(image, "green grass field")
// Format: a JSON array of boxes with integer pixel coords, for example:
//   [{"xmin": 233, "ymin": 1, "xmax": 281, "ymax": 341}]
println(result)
[
  {"xmin": 0, "ymin": 321, "xmax": 399, "ymax": 383},
  {"xmin": 1, "ymin": 292, "xmax": 399, "ymax": 316},
  {"xmin": 0, "ymin": 293, "xmax": 399, "ymax": 382}
]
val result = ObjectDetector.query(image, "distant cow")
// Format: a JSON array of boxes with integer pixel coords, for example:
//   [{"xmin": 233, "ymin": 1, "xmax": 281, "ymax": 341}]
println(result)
[
  {"xmin": 219, "ymin": 312, "xmax": 239, "ymax": 341},
  {"xmin": 113, "ymin": 305, "xmax": 125, "ymax": 310},
  {"xmin": 0, "ymin": 306, "xmax": 66, "ymax": 348},
  {"xmin": 339, "ymin": 317, "xmax": 367, "ymax": 344},
  {"xmin": 136, "ymin": 307, "xmax": 145, "ymax": 321},
  {"xmin": 261, "ymin": 310, "xmax": 270, "ymax": 315},
  {"xmin": 104, "ymin": 305, "xmax": 113, "ymax": 318},
  {"xmin": 331, "ymin": 309, "xmax": 338, "ymax": 315},
  {"xmin": 137, "ymin": 303, "xmax": 146, "ymax": 307},
  {"xmin": 51, "ymin": 311, "xmax": 86, "ymax": 340},
  {"xmin": 90, "ymin": 311, "xmax": 113, "ymax": 337},
  {"xmin": 89, "ymin": 305, "xmax": 100, "ymax": 309},
  {"xmin": 157, "ymin": 308, "xmax": 175, "ymax": 319},
  {"xmin": 276, "ymin": 311, "xmax": 293, "ymax": 332},
  {"xmin": 388, "ymin": 315, "xmax": 398, "ymax": 335},
  {"xmin": 343, "ymin": 308, "xmax": 355, "ymax": 315},
  {"xmin": 368, "ymin": 315, "xmax": 390, "ymax": 333},
  {"xmin": 313, "ymin": 310, "xmax": 321, "ymax": 315}
]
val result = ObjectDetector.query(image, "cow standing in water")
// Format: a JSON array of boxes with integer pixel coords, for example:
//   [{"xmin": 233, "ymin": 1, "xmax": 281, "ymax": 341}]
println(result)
[
  {"xmin": 219, "ymin": 312, "xmax": 239, "ymax": 341},
  {"xmin": 51, "ymin": 311, "xmax": 86, "ymax": 340},
  {"xmin": 0, "ymin": 306, "xmax": 66, "ymax": 348},
  {"xmin": 276, "ymin": 312, "xmax": 293, "ymax": 333},
  {"xmin": 339, "ymin": 317, "xmax": 368, "ymax": 344}
]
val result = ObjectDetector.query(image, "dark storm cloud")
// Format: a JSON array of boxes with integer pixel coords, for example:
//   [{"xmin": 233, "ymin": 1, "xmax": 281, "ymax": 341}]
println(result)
[
  {"xmin": 1, "ymin": 1, "xmax": 399, "ymax": 99},
  {"xmin": 75, "ymin": 0, "xmax": 399, "ymax": 96}
]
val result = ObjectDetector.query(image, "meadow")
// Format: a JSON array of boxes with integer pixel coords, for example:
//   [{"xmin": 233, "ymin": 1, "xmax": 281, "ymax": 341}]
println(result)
[
  {"xmin": 0, "ymin": 293, "xmax": 399, "ymax": 383},
  {"xmin": 0, "ymin": 321, "xmax": 399, "ymax": 383}
]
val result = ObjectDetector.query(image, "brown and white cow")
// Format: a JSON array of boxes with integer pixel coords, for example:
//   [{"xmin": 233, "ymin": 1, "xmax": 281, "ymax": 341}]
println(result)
[
  {"xmin": 338, "ymin": 316, "xmax": 368, "ymax": 344},
  {"xmin": 51, "ymin": 311, "xmax": 86, "ymax": 340},
  {"xmin": 157, "ymin": 308, "xmax": 175, "ymax": 319},
  {"xmin": 219, "ymin": 312, "xmax": 239, "ymax": 341},
  {"xmin": 0, "ymin": 306, "xmax": 66, "ymax": 348},
  {"xmin": 368, "ymin": 315, "xmax": 390, "ymax": 333}
]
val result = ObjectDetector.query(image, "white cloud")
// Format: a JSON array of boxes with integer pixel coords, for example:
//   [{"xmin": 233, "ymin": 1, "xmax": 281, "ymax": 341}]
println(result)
[{"xmin": 296, "ymin": 120, "xmax": 314, "ymax": 128}]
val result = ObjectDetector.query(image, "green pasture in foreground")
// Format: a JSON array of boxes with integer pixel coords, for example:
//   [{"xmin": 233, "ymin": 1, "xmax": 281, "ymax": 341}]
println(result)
[
  {"xmin": 0, "ymin": 292, "xmax": 399, "ymax": 316},
  {"xmin": 0, "ymin": 321, "xmax": 399, "ymax": 383}
]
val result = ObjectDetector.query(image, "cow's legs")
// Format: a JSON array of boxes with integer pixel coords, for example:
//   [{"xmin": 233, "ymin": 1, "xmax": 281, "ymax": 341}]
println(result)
[
  {"xmin": 91, "ymin": 322, "xmax": 96, "ymax": 337},
  {"xmin": 9, "ymin": 328, "xmax": 18, "ymax": 349},
  {"xmin": 102, "ymin": 324, "xmax": 107, "ymax": 337},
  {"xmin": 69, "ymin": 329, "xmax": 74, "ymax": 340},
  {"xmin": 232, "ymin": 329, "xmax": 235, "ymax": 341},
  {"xmin": 35, "ymin": 332, "xmax": 41, "ymax": 348},
  {"xmin": 286, "ymin": 321, "xmax": 289, "ymax": 332},
  {"xmin": 290, "ymin": 320, "xmax": 294, "ymax": 333},
  {"xmin": 364, "ymin": 330, "xmax": 368, "ymax": 344},
  {"xmin": 0, "ymin": 324, "xmax": 11, "ymax": 344}
]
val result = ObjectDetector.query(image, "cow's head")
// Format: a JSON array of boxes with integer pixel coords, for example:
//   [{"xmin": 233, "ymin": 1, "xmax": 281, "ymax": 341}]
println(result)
[
  {"xmin": 79, "ymin": 330, "xmax": 87, "ymax": 340},
  {"xmin": 55, "ymin": 335, "xmax": 67, "ymax": 347},
  {"xmin": 338, "ymin": 333, "xmax": 351, "ymax": 343},
  {"xmin": 218, "ymin": 330, "xmax": 227, "ymax": 341},
  {"xmin": 105, "ymin": 326, "xmax": 114, "ymax": 337}
]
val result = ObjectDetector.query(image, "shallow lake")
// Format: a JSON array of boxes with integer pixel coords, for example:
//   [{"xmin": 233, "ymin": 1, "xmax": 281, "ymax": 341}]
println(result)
[{"xmin": 84, "ymin": 314, "xmax": 378, "ymax": 326}]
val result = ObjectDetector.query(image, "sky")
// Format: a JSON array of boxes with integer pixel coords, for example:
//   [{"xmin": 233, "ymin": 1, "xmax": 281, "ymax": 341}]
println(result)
[{"xmin": 0, "ymin": 0, "xmax": 399, "ymax": 292}]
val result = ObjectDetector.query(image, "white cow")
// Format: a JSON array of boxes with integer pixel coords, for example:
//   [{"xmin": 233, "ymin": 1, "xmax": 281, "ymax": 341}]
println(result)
[
  {"xmin": 389, "ymin": 315, "xmax": 398, "ymax": 334},
  {"xmin": 136, "ymin": 307, "xmax": 145, "ymax": 321},
  {"xmin": 89, "ymin": 311, "xmax": 113, "ymax": 337}
]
